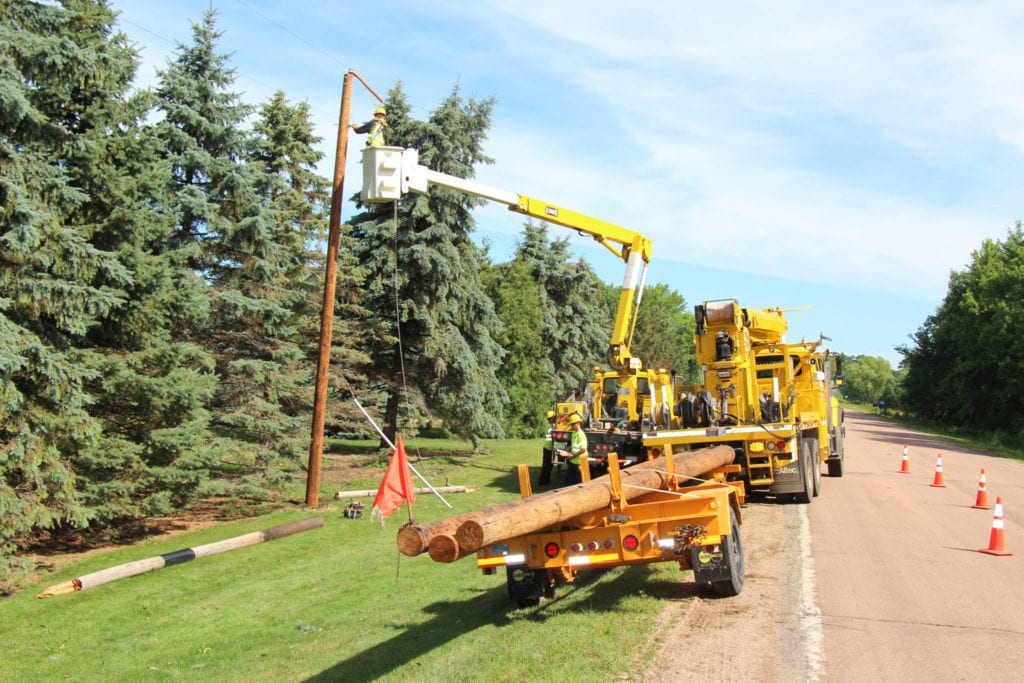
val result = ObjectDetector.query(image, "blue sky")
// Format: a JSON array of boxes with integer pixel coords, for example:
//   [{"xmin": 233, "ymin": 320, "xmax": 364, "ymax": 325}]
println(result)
[{"xmin": 111, "ymin": 1, "xmax": 1024, "ymax": 366}]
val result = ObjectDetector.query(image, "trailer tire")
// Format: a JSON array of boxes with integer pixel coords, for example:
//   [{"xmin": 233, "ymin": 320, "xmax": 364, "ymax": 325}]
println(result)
[
  {"xmin": 711, "ymin": 507, "xmax": 745, "ymax": 597},
  {"xmin": 795, "ymin": 438, "xmax": 814, "ymax": 504}
]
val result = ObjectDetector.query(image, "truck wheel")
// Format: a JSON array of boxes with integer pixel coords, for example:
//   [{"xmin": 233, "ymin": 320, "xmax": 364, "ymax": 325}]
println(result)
[
  {"xmin": 516, "ymin": 597, "xmax": 540, "ymax": 608},
  {"xmin": 795, "ymin": 439, "xmax": 813, "ymax": 504},
  {"xmin": 810, "ymin": 438, "xmax": 821, "ymax": 497},
  {"xmin": 828, "ymin": 455, "xmax": 844, "ymax": 477},
  {"xmin": 711, "ymin": 508, "xmax": 745, "ymax": 596},
  {"xmin": 828, "ymin": 434, "xmax": 845, "ymax": 477}
]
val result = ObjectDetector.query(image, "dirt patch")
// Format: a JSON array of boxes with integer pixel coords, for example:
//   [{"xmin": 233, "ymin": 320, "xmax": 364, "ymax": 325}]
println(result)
[{"xmin": 639, "ymin": 500, "xmax": 786, "ymax": 681}]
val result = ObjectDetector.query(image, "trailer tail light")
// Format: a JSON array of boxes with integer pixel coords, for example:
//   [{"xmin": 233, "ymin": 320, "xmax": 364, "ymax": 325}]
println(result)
[
  {"xmin": 570, "ymin": 543, "xmax": 583, "ymax": 552},
  {"xmin": 623, "ymin": 534, "xmax": 640, "ymax": 551},
  {"xmin": 587, "ymin": 541, "xmax": 599, "ymax": 551},
  {"xmin": 649, "ymin": 448, "xmax": 662, "ymax": 458},
  {"xmin": 544, "ymin": 542, "xmax": 560, "ymax": 558},
  {"xmin": 603, "ymin": 539, "xmax": 615, "ymax": 549}
]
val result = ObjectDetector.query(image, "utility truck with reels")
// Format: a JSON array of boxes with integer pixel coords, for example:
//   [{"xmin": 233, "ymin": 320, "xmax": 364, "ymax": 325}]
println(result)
[
  {"xmin": 362, "ymin": 146, "xmax": 746, "ymax": 605},
  {"xmin": 645, "ymin": 299, "xmax": 845, "ymax": 503}
]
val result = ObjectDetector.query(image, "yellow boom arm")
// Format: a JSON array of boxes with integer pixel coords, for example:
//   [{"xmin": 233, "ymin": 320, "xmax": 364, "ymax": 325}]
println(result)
[{"xmin": 362, "ymin": 146, "xmax": 653, "ymax": 370}]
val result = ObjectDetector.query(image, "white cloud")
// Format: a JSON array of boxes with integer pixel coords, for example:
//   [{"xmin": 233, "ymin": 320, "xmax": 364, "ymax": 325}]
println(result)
[{"xmin": 459, "ymin": 0, "xmax": 1024, "ymax": 301}]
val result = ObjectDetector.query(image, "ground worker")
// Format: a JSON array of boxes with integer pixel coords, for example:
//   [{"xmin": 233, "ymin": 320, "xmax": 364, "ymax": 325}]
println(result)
[
  {"xmin": 537, "ymin": 410, "xmax": 558, "ymax": 487},
  {"xmin": 351, "ymin": 106, "xmax": 387, "ymax": 147},
  {"xmin": 558, "ymin": 414, "xmax": 588, "ymax": 485}
]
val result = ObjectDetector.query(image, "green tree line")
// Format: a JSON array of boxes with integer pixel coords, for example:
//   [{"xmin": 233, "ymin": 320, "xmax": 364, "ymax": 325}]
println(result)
[
  {"xmin": 837, "ymin": 223, "xmax": 1024, "ymax": 452},
  {"xmin": 1, "ymin": 1, "xmax": 696, "ymax": 587}
]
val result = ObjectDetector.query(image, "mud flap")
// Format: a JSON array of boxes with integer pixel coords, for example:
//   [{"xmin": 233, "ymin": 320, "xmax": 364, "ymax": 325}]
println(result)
[
  {"xmin": 690, "ymin": 542, "xmax": 734, "ymax": 584},
  {"xmin": 505, "ymin": 565, "xmax": 543, "ymax": 605}
]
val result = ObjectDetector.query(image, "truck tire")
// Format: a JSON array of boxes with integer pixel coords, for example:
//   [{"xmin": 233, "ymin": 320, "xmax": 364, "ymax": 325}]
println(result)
[
  {"xmin": 828, "ymin": 431, "xmax": 845, "ymax": 477},
  {"xmin": 711, "ymin": 507, "xmax": 745, "ymax": 597},
  {"xmin": 794, "ymin": 438, "xmax": 814, "ymax": 504},
  {"xmin": 810, "ymin": 437, "xmax": 821, "ymax": 497}
]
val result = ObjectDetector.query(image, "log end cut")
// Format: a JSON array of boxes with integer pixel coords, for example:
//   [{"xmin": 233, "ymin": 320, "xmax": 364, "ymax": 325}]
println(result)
[
  {"xmin": 397, "ymin": 524, "xmax": 432, "ymax": 557},
  {"xmin": 427, "ymin": 534, "xmax": 462, "ymax": 563}
]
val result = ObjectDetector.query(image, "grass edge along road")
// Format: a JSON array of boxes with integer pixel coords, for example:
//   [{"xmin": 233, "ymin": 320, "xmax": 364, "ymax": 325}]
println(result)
[{"xmin": 5, "ymin": 438, "xmax": 698, "ymax": 682}]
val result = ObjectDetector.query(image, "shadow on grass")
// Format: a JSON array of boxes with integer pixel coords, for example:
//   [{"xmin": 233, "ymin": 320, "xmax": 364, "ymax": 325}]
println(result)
[{"xmin": 305, "ymin": 564, "xmax": 701, "ymax": 681}]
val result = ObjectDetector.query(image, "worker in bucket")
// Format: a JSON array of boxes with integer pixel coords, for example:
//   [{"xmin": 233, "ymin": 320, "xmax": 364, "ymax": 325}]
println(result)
[
  {"xmin": 537, "ymin": 410, "xmax": 559, "ymax": 487},
  {"xmin": 558, "ymin": 413, "xmax": 588, "ymax": 485},
  {"xmin": 351, "ymin": 106, "xmax": 387, "ymax": 147}
]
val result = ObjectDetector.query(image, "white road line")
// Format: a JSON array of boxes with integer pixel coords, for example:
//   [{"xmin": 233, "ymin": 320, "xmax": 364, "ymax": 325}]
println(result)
[
  {"xmin": 778, "ymin": 503, "xmax": 826, "ymax": 681},
  {"xmin": 796, "ymin": 504, "xmax": 826, "ymax": 681}
]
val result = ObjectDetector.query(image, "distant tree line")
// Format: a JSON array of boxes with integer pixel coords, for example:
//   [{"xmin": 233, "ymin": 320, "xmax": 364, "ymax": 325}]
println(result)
[
  {"xmin": 0, "ymin": 1, "xmax": 696, "ymax": 587},
  {"xmin": 898, "ymin": 222, "xmax": 1024, "ymax": 443},
  {"xmin": 839, "ymin": 223, "xmax": 1024, "ymax": 450}
]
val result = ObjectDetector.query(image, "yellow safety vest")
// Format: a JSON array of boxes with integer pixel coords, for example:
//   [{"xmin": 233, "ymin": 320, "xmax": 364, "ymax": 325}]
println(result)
[
  {"xmin": 568, "ymin": 429, "xmax": 588, "ymax": 464},
  {"xmin": 367, "ymin": 120, "xmax": 386, "ymax": 147}
]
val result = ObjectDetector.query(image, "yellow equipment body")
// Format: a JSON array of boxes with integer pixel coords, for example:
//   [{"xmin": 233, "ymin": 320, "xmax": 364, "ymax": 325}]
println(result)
[{"xmin": 644, "ymin": 299, "xmax": 845, "ymax": 500}]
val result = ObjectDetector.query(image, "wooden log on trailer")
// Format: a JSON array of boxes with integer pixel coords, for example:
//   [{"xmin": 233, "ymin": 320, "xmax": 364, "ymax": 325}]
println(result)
[{"xmin": 422, "ymin": 445, "xmax": 735, "ymax": 563}]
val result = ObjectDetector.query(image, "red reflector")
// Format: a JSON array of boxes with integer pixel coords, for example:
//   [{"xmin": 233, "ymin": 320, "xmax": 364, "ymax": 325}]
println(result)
[
  {"xmin": 570, "ymin": 543, "xmax": 583, "ymax": 552},
  {"xmin": 544, "ymin": 542, "xmax": 560, "ymax": 558},
  {"xmin": 650, "ymin": 448, "xmax": 661, "ymax": 458},
  {"xmin": 623, "ymin": 535, "xmax": 639, "ymax": 551},
  {"xmin": 587, "ymin": 541, "xmax": 599, "ymax": 551},
  {"xmin": 603, "ymin": 540, "xmax": 615, "ymax": 549}
]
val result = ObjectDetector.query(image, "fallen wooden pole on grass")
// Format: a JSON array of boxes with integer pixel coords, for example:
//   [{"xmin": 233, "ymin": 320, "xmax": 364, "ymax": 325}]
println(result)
[
  {"xmin": 36, "ymin": 516, "xmax": 324, "ymax": 598},
  {"xmin": 334, "ymin": 485, "xmax": 478, "ymax": 500},
  {"xmin": 399, "ymin": 445, "xmax": 736, "ymax": 563}
]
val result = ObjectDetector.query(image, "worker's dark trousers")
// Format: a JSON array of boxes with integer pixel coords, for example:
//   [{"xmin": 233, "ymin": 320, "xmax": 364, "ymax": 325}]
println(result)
[
  {"xmin": 538, "ymin": 448, "xmax": 554, "ymax": 486},
  {"xmin": 565, "ymin": 461, "xmax": 581, "ymax": 485}
]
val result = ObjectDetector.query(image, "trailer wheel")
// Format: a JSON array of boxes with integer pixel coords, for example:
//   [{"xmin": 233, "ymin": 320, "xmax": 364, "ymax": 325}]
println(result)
[
  {"xmin": 711, "ymin": 508, "xmax": 745, "ymax": 597},
  {"xmin": 795, "ymin": 438, "xmax": 814, "ymax": 504}
]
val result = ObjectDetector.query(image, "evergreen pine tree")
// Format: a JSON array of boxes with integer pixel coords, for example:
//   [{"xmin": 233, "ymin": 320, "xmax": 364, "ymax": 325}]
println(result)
[
  {"xmin": 1, "ymin": 0, "xmax": 220, "ymax": 585},
  {"xmin": 484, "ymin": 259, "xmax": 553, "ymax": 437},
  {"xmin": 155, "ymin": 11, "xmax": 308, "ymax": 489},
  {"xmin": 515, "ymin": 221, "xmax": 609, "ymax": 396},
  {"xmin": 349, "ymin": 84, "xmax": 506, "ymax": 448}
]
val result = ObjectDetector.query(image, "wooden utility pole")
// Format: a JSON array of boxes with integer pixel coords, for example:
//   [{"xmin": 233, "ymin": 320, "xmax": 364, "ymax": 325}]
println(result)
[{"xmin": 306, "ymin": 73, "xmax": 353, "ymax": 507}]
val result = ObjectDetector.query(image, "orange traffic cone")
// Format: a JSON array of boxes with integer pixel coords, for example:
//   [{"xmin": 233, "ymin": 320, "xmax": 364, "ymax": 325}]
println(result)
[
  {"xmin": 972, "ymin": 469, "xmax": 991, "ymax": 510},
  {"xmin": 930, "ymin": 453, "xmax": 946, "ymax": 487},
  {"xmin": 979, "ymin": 496, "xmax": 1012, "ymax": 556},
  {"xmin": 898, "ymin": 445, "xmax": 911, "ymax": 474}
]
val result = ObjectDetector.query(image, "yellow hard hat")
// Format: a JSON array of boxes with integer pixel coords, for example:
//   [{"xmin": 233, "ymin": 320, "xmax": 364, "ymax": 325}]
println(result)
[
  {"xmin": 374, "ymin": 107, "xmax": 387, "ymax": 116},
  {"xmin": 569, "ymin": 414, "xmax": 583, "ymax": 425},
  {"xmin": 546, "ymin": 410, "xmax": 556, "ymax": 419}
]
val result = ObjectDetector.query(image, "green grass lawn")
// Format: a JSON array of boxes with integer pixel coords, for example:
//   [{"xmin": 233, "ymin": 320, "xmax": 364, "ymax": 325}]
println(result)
[{"xmin": 3, "ymin": 438, "xmax": 696, "ymax": 681}]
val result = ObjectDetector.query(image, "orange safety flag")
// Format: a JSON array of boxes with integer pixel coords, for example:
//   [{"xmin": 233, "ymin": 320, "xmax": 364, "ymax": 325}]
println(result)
[{"xmin": 371, "ymin": 435, "xmax": 416, "ymax": 523}]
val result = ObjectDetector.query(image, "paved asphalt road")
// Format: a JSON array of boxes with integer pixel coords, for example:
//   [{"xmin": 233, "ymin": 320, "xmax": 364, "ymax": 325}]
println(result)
[{"xmin": 810, "ymin": 410, "xmax": 1024, "ymax": 681}]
